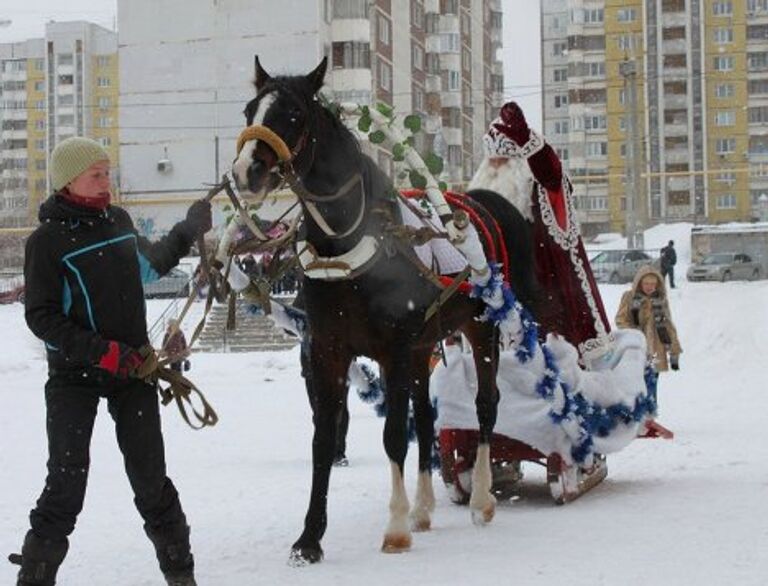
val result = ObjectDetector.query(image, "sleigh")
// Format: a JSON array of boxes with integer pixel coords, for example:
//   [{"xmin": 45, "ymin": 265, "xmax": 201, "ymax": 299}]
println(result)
[
  {"xmin": 438, "ymin": 428, "xmax": 608, "ymax": 505},
  {"xmin": 432, "ymin": 329, "xmax": 667, "ymax": 505}
]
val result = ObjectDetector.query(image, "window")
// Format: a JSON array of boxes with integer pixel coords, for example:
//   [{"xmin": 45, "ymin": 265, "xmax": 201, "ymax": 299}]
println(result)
[
  {"xmin": 553, "ymin": 42, "xmax": 567, "ymax": 57},
  {"xmin": 749, "ymin": 106, "xmax": 768, "ymax": 123},
  {"xmin": 714, "ymin": 56, "xmax": 734, "ymax": 71},
  {"xmin": 586, "ymin": 142, "xmax": 608, "ymax": 157},
  {"xmin": 58, "ymin": 95, "xmax": 74, "ymax": 106},
  {"xmin": 97, "ymin": 116, "xmax": 113, "ymax": 128},
  {"xmin": 58, "ymin": 74, "xmax": 73, "ymax": 85},
  {"xmin": 57, "ymin": 53, "xmax": 73, "ymax": 66},
  {"xmin": 716, "ymin": 194, "xmax": 737, "ymax": 209},
  {"xmin": 35, "ymin": 120, "xmax": 45, "ymax": 130},
  {"xmin": 748, "ymin": 52, "xmax": 768, "ymax": 71},
  {"xmin": 617, "ymin": 8, "xmax": 636, "ymax": 22},
  {"xmin": 554, "ymin": 120, "xmax": 569, "ymax": 135},
  {"xmin": 34, "ymin": 81, "xmax": 44, "ymax": 92},
  {"xmin": 716, "ymin": 138, "xmax": 736, "ymax": 154},
  {"xmin": 378, "ymin": 59, "xmax": 392, "ymax": 92},
  {"xmin": 583, "ymin": 8, "xmax": 604, "ymax": 23},
  {"xmin": 412, "ymin": 43, "xmax": 424, "ymax": 70},
  {"xmin": 36, "ymin": 100, "xmax": 45, "ymax": 111},
  {"xmin": 553, "ymin": 68, "xmax": 567, "ymax": 82},
  {"xmin": 58, "ymin": 114, "xmax": 74, "ymax": 126},
  {"xmin": 619, "ymin": 88, "xmax": 627, "ymax": 104},
  {"xmin": 440, "ymin": 33, "xmax": 460, "ymax": 53},
  {"xmin": 715, "ymin": 83, "xmax": 735, "ymax": 97},
  {"xmin": 411, "ymin": 1, "xmax": 424, "ymax": 28},
  {"xmin": 584, "ymin": 115, "xmax": 606, "ymax": 130},
  {"xmin": 716, "ymin": 171, "xmax": 736, "ymax": 184},
  {"xmin": 616, "ymin": 34, "xmax": 639, "ymax": 51},
  {"xmin": 98, "ymin": 137, "xmax": 111, "ymax": 147},
  {"xmin": 714, "ymin": 28, "xmax": 734, "ymax": 44},
  {"xmin": 413, "ymin": 88, "xmax": 424, "ymax": 112},
  {"xmin": 554, "ymin": 94, "xmax": 568, "ymax": 108},
  {"xmin": 378, "ymin": 14, "xmax": 391, "ymax": 45},
  {"xmin": 713, "ymin": 1, "xmax": 733, "ymax": 16},
  {"xmin": 447, "ymin": 70, "xmax": 460, "ymax": 91},
  {"xmin": 96, "ymin": 55, "xmax": 111, "ymax": 67},
  {"xmin": 332, "ymin": 0, "xmax": 369, "ymax": 18},
  {"xmin": 35, "ymin": 159, "xmax": 46, "ymax": 170},
  {"xmin": 462, "ymin": 48, "xmax": 471, "ymax": 71},
  {"xmin": 332, "ymin": 42, "xmax": 371, "ymax": 69},
  {"xmin": 35, "ymin": 139, "xmax": 45, "ymax": 150},
  {"xmin": 715, "ymin": 111, "xmax": 735, "ymax": 126},
  {"xmin": 556, "ymin": 148, "xmax": 569, "ymax": 161},
  {"xmin": 587, "ymin": 62, "xmax": 605, "ymax": 77},
  {"xmin": 98, "ymin": 96, "xmax": 111, "ymax": 108}
]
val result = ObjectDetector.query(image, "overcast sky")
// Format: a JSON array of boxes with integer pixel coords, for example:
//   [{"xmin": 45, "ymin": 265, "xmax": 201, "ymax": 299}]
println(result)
[{"xmin": 0, "ymin": 0, "xmax": 543, "ymax": 126}]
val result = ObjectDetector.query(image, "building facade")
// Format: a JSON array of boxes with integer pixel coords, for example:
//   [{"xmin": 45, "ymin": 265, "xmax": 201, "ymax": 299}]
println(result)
[
  {"xmin": 118, "ymin": 0, "xmax": 503, "ymax": 232},
  {"xmin": 541, "ymin": 0, "xmax": 768, "ymax": 237},
  {"xmin": 0, "ymin": 21, "xmax": 119, "ymax": 228}
]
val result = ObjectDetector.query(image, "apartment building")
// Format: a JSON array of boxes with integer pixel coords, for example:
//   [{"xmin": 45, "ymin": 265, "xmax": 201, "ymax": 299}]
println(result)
[
  {"xmin": 0, "ymin": 21, "xmax": 119, "ymax": 227},
  {"xmin": 118, "ymin": 0, "xmax": 503, "ymax": 232},
  {"xmin": 541, "ymin": 0, "xmax": 768, "ymax": 237}
]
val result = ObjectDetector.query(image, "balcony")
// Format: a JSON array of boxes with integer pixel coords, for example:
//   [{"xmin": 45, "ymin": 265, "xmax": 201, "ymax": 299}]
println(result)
[
  {"xmin": 662, "ymin": 39, "xmax": 687, "ymax": 54},
  {"xmin": 665, "ymin": 148, "xmax": 690, "ymax": 164},
  {"xmin": 665, "ymin": 123, "xmax": 688, "ymax": 136}
]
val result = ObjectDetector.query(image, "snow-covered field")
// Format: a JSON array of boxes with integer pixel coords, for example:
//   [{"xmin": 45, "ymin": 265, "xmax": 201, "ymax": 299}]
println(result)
[{"xmin": 2, "ymin": 228, "xmax": 767, "ymax": 585}]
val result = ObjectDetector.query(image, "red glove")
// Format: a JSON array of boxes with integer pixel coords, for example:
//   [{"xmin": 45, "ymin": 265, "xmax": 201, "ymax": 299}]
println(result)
[
  {"xmin": 494, "ymin": 101, "xmax": 530, "ymax": 146},
  {"xmin": 97, "ymin": 341, "xmax": 144, "ymax": 378}
]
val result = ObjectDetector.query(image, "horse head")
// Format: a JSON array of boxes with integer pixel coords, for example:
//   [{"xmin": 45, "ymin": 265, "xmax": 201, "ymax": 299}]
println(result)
[{"xmin": 232, "ymin": 56, "xmax": 327, "ymax": 201}]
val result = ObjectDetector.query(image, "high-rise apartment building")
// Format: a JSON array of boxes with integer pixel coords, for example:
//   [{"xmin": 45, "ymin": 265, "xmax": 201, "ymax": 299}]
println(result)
[
  {"xmin": 118, "ymin": 0, "xmax": 503, "ymax": 232},
  {"xmin": 541, "ymin": 0, "xmax": 768, "ymax": 237},
  {"xmin": 0, "ymin": 21, "xmax": 119, "ymax": 228}
]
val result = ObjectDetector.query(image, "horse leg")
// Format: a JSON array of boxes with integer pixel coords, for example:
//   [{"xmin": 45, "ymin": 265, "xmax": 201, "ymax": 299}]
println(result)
[
  {"xmin": 464, "ymin": 323, "xmax": 499, "ymax": 525},
  {"xmin": 379, "ymin": 351, "xmax": 414, "ymax": 553},
  {"xmin": 289, "ymin": 349, "xmax": 351, "ymax": 565},
  {"xmin": 408, "ymin": 348, "xmax": 436, "ymax": 533}
]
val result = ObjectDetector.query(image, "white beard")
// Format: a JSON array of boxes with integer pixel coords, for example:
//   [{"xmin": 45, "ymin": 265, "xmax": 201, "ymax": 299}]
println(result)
[{"xmin": 467, "ymin": 158, "xmax": 536, "ymax": 222}]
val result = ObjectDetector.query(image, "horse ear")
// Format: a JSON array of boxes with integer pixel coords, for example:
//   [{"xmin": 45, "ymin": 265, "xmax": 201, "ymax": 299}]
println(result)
[
  {"xmin": 306, "ymin": 57, "xmax": 328, "ymax": 93},
  {"xmin": 254, "ymin": 55, "xmax": 271, "ymax": 90}
]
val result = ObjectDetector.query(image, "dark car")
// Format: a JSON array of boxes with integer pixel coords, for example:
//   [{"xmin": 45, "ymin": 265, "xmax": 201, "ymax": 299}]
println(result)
[
  {"xmin": 143, "ymin": 267, "xmax": 191, "ymax": 298},
  {"xmin": 589, "ymin": 249, "xmax": 658, "ymax": 284}
]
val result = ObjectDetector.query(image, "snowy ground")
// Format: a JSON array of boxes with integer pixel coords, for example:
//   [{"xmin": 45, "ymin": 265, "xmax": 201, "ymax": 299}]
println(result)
[{"xmin": 2, "ymin": 228, "xmax": 767, "ymax": 585}]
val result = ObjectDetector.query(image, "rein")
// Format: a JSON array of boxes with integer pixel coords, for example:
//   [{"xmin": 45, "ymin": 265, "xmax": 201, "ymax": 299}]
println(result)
[{"xmin": 236, "ymin": 121, "xmax": 366, "ymax": 240}]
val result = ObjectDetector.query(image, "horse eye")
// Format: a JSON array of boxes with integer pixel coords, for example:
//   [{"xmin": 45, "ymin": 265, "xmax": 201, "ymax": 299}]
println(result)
[{"xmin": 290, "ymin": 108, "xmax": 303, "ymax": 123}]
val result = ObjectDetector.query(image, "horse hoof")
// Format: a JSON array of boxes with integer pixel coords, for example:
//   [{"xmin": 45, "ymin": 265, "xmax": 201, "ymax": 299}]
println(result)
[
  {"xmin": 381, "ymin": 533, "xmax": 412, "ymax": 553},
  {"xmin": 470, "ymin": 504, "xmax": 496, "ymax": 526},
  {"xmin": 288, "ymin": 544, "xmax": 324, "ymax": 566},
  {"xmin": 410, "ymin": 516, "xmax": 431, "ymax": 532}
]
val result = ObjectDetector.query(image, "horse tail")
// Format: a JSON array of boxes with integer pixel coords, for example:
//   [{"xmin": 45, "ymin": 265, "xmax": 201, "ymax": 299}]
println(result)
[{"xmin": 464, "ymin": 188, "xmax": 542, "ymax": 321}]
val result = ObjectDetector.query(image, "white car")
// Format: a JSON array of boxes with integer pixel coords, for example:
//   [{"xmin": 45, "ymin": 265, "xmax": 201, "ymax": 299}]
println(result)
[{"xmin": 686, "ymin": 252, "xmax": 762, "ymax": 282}]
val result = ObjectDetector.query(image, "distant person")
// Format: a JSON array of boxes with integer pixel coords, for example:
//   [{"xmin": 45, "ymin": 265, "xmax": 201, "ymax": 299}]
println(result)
[
  {"xmin": 659, "ymin": 240, "xmax": 677, "ymax": 289},
  {"xmin": 615, "ymin": 266, "xmax": 682, "ymax": 420},
  {"xmin": 14, "ymin": 136, "xmax": 210, "ymax": 586},
  {"xmin": 162, "ymin": 319, "xmax": 190, "ymax": 373}
]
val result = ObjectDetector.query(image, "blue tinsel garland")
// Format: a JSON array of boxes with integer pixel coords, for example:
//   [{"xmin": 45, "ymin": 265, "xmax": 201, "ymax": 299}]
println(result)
[{"xmin": 466, "ymin": 263, "xmax": 656, "ymax": 464}]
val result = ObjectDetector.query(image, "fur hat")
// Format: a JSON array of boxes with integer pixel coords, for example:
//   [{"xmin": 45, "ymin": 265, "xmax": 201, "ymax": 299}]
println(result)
[{"xmin": 50, "ymin": 137, "xmax": 110, "ymax": 191}]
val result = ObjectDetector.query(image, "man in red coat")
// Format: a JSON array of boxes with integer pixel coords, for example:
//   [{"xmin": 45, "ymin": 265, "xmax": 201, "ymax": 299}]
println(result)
[{"xmin": 469, "ymin": 102, "xmax": 613, "ymax": 365}]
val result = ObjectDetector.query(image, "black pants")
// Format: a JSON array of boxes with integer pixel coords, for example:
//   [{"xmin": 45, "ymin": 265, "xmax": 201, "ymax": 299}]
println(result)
[
  {"xmin": 30, "ymin": 371, "xmax": 187, "ymax": 541},
  {"xmin": 662, "ymin": 267, "xmax": 676, "ymax": 288}
]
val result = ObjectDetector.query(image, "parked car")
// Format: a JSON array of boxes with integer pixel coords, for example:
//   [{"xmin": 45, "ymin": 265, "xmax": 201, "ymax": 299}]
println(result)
[
  {"xmin": 589, "ymin": 249, "xmax": 658, "ymax": 284},
  {"xmin": 0, "ymin": 284, "xmax": 24, "ymax": 304},
  {"xmin": 686, "ymin": 252, "xmax": 762, "ymax": 282},
  {"xmin": 143, "ymin": 267, "xmax": 191, "ymax": 298}
]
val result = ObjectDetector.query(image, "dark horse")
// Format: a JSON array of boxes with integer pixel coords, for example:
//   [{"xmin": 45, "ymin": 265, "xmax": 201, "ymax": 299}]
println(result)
[{"xmin": 232, "ymin": 57, "xmax": 539, "ymax": 564}]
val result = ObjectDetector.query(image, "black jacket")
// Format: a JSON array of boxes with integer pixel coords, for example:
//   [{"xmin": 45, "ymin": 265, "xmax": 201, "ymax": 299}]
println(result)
[{"xmin": 24, "ymin": 194, "xmax": 196, "ymax": 372}]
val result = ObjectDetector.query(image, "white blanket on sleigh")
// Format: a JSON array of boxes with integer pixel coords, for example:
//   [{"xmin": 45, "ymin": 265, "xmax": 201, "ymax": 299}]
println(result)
[{"xmin": 431, "ymin": 329, "xmax": 648, "ymax": 464}]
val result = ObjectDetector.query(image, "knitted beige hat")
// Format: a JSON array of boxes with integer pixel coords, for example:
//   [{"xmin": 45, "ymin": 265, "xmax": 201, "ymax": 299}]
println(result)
[{"xmin": 50, "ymin": 137, "xmax": 110, "ymax": 191}]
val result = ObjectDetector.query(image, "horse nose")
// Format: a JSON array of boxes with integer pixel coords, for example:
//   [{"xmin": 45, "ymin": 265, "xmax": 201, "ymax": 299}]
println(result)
[{"xmin": 247, "ymin": 159, "xmax": 268, "ymax": 192}]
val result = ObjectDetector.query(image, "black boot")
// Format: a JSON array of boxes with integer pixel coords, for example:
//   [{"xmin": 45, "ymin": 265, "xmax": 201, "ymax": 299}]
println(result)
[
  {"xmin": 10, "ymin": 531, "xmax": 68, "ymax": 586},
  {"xmin": 145, "ymin": 523, "xmax": 196, "ymax": 585}
]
